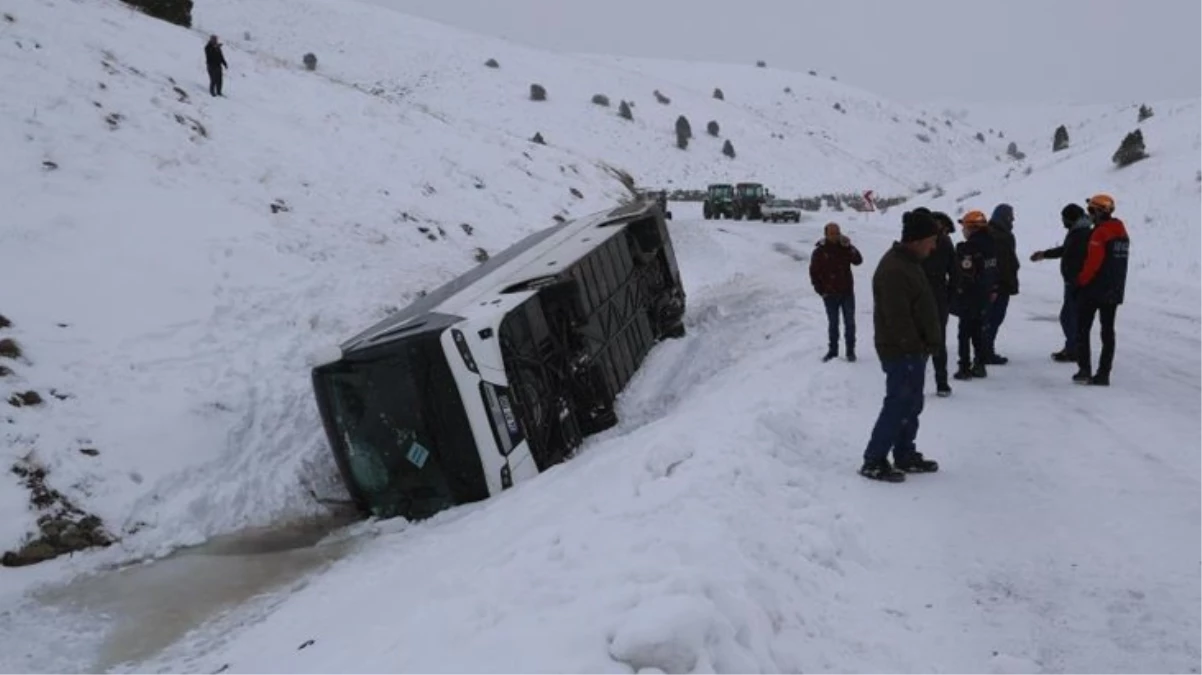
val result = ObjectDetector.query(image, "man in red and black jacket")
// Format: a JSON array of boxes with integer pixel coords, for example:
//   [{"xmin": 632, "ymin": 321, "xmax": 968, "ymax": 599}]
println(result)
[
  {"xmin": 810, "ymin": 221, "xmax": 864, "ymax": 362},
  {"xmin": 1073, "ymin": 193, "xmax": 1129, "ymax": 386}
]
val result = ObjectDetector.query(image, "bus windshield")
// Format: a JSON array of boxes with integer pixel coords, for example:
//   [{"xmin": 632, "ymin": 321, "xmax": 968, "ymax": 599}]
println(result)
[{"xmin": 314, "ymin": 333, "xmax": 484, "ymax": 519}]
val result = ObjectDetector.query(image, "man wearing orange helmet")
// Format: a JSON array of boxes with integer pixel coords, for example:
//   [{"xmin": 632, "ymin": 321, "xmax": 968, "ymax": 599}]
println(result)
[
  {"xmin": 950, "ymin": 209, "xmax": 999, "ymax": 381},
  {"xmin": 1073, "ymin": 194, "xmax": 1129, "ymax": 386}
]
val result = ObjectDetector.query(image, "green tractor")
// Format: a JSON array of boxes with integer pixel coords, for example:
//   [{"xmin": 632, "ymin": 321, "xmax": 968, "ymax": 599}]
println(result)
[
  {"xmin": 732, "ymin": 182, "xmax": 767, "ymax": 220},
  {"xmin": 702, "ymin": 183, "xmax": 735, "ymax": 219}
]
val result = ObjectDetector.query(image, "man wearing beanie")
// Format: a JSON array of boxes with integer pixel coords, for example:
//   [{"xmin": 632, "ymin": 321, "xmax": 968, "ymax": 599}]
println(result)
[
  {"xmin": 859, "ymin": 209, "xmax": 942, "ymax": 482},
  {"xmin": 923, "ymin": 211, "xmax": 959, "ymax": 397},
  {"xmin": 984, "ymin": 203, "xmax": 1020, "ymax": 364},
  {"xmin": 1031, "ymin": 203, "xmax": 1094, "ymax": 362}
]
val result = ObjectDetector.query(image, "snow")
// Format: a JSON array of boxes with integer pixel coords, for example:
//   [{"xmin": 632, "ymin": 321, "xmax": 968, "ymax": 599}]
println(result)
[{"xmin": 0, "ymin": 0, "xmax": 1199, "ymax": 672}]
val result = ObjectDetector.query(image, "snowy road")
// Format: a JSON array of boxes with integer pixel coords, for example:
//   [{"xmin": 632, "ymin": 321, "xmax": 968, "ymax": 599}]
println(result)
[{"xmin": 5, "ymin": 213, "xmax": 1199, "ymax": 673}]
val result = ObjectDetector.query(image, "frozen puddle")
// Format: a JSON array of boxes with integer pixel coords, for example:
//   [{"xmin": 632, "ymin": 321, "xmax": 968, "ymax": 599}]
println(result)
[{"xmin": 30, "ymin": 513, "xmax": 362, "ymax": 672}]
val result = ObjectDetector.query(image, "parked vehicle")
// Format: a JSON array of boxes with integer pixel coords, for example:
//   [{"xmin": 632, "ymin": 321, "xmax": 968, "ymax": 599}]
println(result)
[
  {"xmin": 762, "ymin": 199, "xmax": 801, "ymax": 222},
  {"xmin": 732, "ymin": 182, "xmax": 767, "ymax": 220},
  {"xmin": 702, "ymin": 183, "xmax": 736, "ymax": 219},
  {"xmin": 311, "ymin": 201, "xmax": 687, "ymax": 521}
]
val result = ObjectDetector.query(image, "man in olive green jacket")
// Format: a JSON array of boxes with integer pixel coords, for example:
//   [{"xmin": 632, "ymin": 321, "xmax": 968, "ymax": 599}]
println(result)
[{"xmin": 860, "ymin": 209, "xmax": 944, "ymax": 482}]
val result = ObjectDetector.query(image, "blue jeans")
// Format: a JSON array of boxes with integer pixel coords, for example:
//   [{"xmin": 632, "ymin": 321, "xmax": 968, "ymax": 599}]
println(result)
[
  {"xmin": 863, "ymin": 355, "xmax": 927, "ymax": 464},
  {"xmin": 984, "ymin": 293, "xmax": 1011, "ymax": 356},
  {"xmin": 1060, "ymin": 284, "xmax": 1078, "ymax": 352},
  {"xmin": 823, "ymin": 294, "xmax": 855, "ymax": 351}
]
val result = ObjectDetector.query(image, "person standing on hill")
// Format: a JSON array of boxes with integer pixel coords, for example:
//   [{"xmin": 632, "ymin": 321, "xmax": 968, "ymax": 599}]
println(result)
[
  {"xmin": 923, "ymin": 210, "xmax": 959, "ymax": 397},
  {"xmin": 984, "ymin": 203, "xmax": 1020, "ymax": 364},
  {"xmin": 951, "ymin": 210, "xmax": 999, "ymax": 381},
  {"xmin": 205, "ymin": 35, "xmax": 228, "ymax": 97},
  {"xmin": 859, "ymin": 210, "xmax": 942, "ymax": 483},
  {"xmin": 1073, "ymin": 194, "xmax": 1129, "ymax": 386},
  {"xmin": 1030, "ymin": 203, "xmax": 1094, "ymax": 362},
  {"xmin": 809, "ymin": 222, "xmax": 864, "ymax": 362}
]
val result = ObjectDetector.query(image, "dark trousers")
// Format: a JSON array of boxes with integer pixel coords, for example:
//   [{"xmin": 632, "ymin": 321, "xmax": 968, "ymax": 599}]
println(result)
[
  {"xmin": 863, "ymin": 355, "xmax": 927, "ymax": 464},
  {"xmin": 932, "ymin": 304, "xmax": 950, "ymax": 386},
  {"xmin": 823, "ymin": 294, "xmax": 855, "ymax": 352},
  {"xmin": 957, "ymin": 314, "xmax": 986, "ymax": 367},
  {"xmin": 208, "ymin": 66, "xmax": 223, "ymax": 96},
  {"xmin": 1077, "ymin": 299, "xmax": 1118, "ymax": 376},
  {"xmin": 984, "ymin": 293, "xmax": 1011, "ymax": 356},
  {"xmin": 1059, "ymin": 284, "xmax": 1079, "ymax": 353}
]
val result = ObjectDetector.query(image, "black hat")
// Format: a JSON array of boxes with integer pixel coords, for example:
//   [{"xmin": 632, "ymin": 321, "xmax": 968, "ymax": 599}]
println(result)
[
  {"xmin": 901, "ymin": 209, "xmax": 938, "ymax": 242},
  {"xmin": 1061, "ymin": 203, "xmax": 1086, "ymax": 223}
]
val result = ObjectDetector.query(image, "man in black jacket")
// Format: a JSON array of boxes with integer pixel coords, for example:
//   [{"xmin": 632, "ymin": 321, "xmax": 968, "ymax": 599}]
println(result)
[
  {"xmin": 922, "ymin": 211, "xmax": 958, "ymax": 397},
  {"xmin": 1030, "ymin": 203, "xmax": 1093, "ymax": 362},
  {"xmin": 984, "ymin": 203, "xmax": 1020, "ymax": 364},
  {"xmin": 859, "ymin": 210, "xmax": 942, "ymax": 483},
  {"xmin": 205, "ymin": 35, "xmax": 228, "ymax": 97}
]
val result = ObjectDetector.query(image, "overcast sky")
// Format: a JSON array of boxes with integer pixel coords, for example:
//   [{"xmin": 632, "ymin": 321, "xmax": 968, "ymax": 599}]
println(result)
[{"xmin": 361, "ymin": 0, "xmax": 1200, "ymax": 105}]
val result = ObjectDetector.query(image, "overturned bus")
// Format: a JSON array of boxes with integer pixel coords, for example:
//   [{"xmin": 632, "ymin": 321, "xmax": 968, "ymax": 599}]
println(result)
[{"xmin": 310, "ymin": 201, "xmax": 687, "ymax": 521}]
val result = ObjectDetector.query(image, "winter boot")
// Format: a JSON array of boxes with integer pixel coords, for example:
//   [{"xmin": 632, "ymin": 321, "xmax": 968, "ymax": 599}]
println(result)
[
  {"xmin": 1072, "ymin": 369, "xmax": 1092, "ymax": 384},
  {"xmin": 1051, "ymin": 349, "xmax": 1077, "ymax": 363},
  {"xmin": 846, "ymin": 346, "xmax": 857, "ymax": 363},
  {"xmin": 858, "ymin": 459, "xmax": 905, "ymax": 483},
  {"xmin": 895, "ymin": 452, "xmax": 939, "ymax": 473},
  {"xmin": 984, "ymin": 353, "xmax": 1009, "ymax": 365},
  {"xmin": 822, "ymin": 347, "xmax": 838, "ymax": 363},
  {"xmin": 952, "ymin": 364, "xmax": 973, "ymax": 381},
  {"xmin": 970, "ymin": 361, "xmax": 988, "ymax": 378},
  {"xmin": 1089, "ymin": 372, "xmax": 1110, "ymax": 386},
  {"xmin": 935, "ymin": 381, "xmax": 952, "ymax": 397}
]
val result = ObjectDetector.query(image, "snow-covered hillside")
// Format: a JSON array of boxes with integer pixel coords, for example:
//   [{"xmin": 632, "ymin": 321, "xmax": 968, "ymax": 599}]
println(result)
[{"xmin": 193, "ymin": 0, "xmax": 1007, "ymax": 194}]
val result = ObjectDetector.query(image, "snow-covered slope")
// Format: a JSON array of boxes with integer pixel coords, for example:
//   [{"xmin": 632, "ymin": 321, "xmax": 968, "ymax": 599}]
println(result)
[{"xmin": 194, "ymin": 0, "xmax": 1006, "ymax": 194}]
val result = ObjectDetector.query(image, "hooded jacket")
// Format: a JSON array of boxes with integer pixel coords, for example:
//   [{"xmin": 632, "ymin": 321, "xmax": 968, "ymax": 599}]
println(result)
[
  {"xmin": 988, "ymin": 203, "xmax": 1021, "ymax": 295},
  {"xmin": 951, "ymin": 227, "xmax": 999, "ymax": 317},
  {"xmin": 1037, "ymin": 215, "xmax": 1093, "ymax": 284}
]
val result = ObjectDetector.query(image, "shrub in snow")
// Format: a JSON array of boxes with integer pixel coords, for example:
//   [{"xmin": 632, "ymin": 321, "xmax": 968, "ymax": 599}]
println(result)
[
  {"xmin": 833, "ymin": 102, "xmax": 845, "ymax": 113},
  {"xmin": 484, "ymin": 58, "xmax": 499, "ymax": 68},
  {"xmin": 653, "ymin": 89, "xmax": 670, "ymax": 105},
  {"xmin": 712, "ymin": 88, "xmax": 724, "ymax": 100},
  {"xmin": 120, "ymin": 0, "xmax": 192, "ymax": 28},
  {"xmin": 1112, "ymin": 129, "xmax": 1148, "ymax": 167},
  {"xmin": 530, "ymin": 131, "xmax": 546, "ymax": 145},
  {"xmin": 0, "ymin": 314, "xmax": 10, "ymax": 329},
  {"xmin": 830, "ymin": 75, "xmax": 837, "ymax": 80},
  {"xmin": 722, "ymin": 139, "xmax": 736, "ymax": 158},
  {"xmin": 0, "ymin": 337, "xmax": 20, "ymax": 359},
  {"xmin": 706, "ymin": 120, "xmax": 719, "ymax": 137},
  {"xmin": 808, "ymin": 69, "xmax": 817, "ymax": 76},
  {"xmin": 3, "ymin": 12, "xmax": 14, "ymax": 22},
  {"xmin": 243, "ymin": 30, "xmax": 251, "ymax": 41},
  {"xmin": 302, "ymin": 53, "xmax": 317, "ymax": 71},
  {"xmin": 529, "ymin": 83, "xmax": 546, "ymax": 101},
  {"xmin": 784, "ymin": 86, "xmax": 791, "ymax": 94},
  {"xmin": 916, "ymin": 133, "xmax": 931, "ymax": 143},
  {"xmin": 8, "ymin": 390, "xmax": 42, "ymax": 407},
  {"xmin": 591, "ymin": 94, "xmax": 610, "ymax": 107},
  {"xmin": 473, "ymin": 247, "xmax": 489, "ymax": 263},
  {"xmin": 618, "ymin": 100, "xmax": 633, "ymax": 120},
  {"xmin": 1053, "ymin": 124, "xmax": 1069, "ymax": 152},
  {"xmin": 756, "ymin": 60, "xmax": 767, "ymax": 67},
  {"xmin": 673, "ymin": 114, "xmax": 692, "ymax": 138},
  {"xmin": 1006, "ymin": 141, "xmax": 1026, "ymax": 161},
  {"xmin": 975, "ymin": 131, "xmax": 986, "ymax": 142},
  {"xmin": 1138, "ymin": 104, "xmax": 1154, "ymax": 122}
]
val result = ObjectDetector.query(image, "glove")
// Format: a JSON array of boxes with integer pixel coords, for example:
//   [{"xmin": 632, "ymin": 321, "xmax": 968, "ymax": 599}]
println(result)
[{"xmin": 1030, "ymin": 251, "xmax": 1044, "ymax": 262}]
